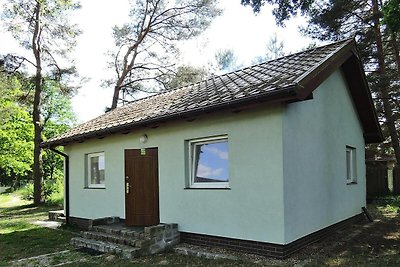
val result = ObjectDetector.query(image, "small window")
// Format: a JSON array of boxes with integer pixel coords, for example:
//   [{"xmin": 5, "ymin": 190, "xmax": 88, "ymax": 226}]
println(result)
[
  {"xmin": 189, "ymin": 136, "xmax": 229, "ymax": 188},
  {"xmin": 87, "ymin": 152, "xmax": 105, "ymax": 188},
  {"xmin": 346, "ymin": 146, "xmax": 357, "ymax": 184}
]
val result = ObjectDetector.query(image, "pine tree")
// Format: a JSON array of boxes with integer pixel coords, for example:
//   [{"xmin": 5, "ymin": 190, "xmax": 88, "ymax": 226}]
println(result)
[
  {"xmin": 107, "ymin": 0, "xmax": 221, "ymax": 110},
  {"xmin": 2, "ymin": 0, "xmax": 80, "ymax": 204},
  {"xmin": 243, "ymin": 0, "xmax": 400, "ymax": 164}
]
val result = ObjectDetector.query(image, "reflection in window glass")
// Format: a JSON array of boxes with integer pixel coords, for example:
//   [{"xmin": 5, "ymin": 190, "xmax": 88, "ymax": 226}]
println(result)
[
  {"xmin": 190, "ymin": 137, "xmax": 229, "ymax": 188},
  {"xmin": 87, "ymin": 152, "xmax": 105, "ymax": 188},
  {"xmin": 346, "ymin": 146, "xmax": 356, "ymax": 184}
]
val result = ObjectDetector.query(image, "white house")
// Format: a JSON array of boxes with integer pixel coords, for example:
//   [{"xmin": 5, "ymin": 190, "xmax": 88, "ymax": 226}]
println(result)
[{"xmin": 43, "ymin": 39, "xmax": 382, "ymax": 258}]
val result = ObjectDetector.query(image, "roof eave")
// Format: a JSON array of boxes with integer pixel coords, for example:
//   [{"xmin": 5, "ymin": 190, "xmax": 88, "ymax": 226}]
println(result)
[
  {"xmin": 294, "ymin": 39, "xmax": 355, "ymax": 99},
  {"xmin": 293, "ymin": 39, "xmax": 383, "ymax": 144},
  {"xmin": 364, "ymin": 133, "xmax": 384, "ymax": 144},
  {"xmin": 341, "ymin": 52, "xmax": 383, "ymax": 144}
]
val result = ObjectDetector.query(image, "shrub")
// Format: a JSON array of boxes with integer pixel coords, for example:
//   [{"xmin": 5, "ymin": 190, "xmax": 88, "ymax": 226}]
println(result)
[
  {"xmin": 42, "ymin": 180, "xmax": 57, "ymax": 201},
  {"xmin": 19, "ymin": 183, "xmax": 34, "ymax": 200},
  {"xmin": 46, "ymin": 180, "xmax": 64, "ymax": 206},
  {"xmin": 374, "ymin": 195, "xmax": 400, "ymax": 213},
  {"xmin": 17, "ymin": 179, "xmax": 64, "ymax": 206}
]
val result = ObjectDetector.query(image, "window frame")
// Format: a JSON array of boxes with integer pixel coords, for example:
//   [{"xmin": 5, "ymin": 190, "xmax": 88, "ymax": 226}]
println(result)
[
  {"xmin": 346, "ymin": 146, "xmax": 357, "ymax": 184},
  {"xmin": 188, "ymin": 135, "xmax": 230, "ymax": 189},
  {"xmin": 86, "ymin": 152, "xmax": 106, "ymax": 189}
]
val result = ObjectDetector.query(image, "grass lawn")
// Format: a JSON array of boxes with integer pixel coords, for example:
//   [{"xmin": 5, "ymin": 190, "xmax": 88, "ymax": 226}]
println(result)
[
  {"xmin": 0, "ymin": 193, "xmax": 77, "ymax": 266},
  {"xmin": 1, "ymin": 192, "xmax": 399, "ymax": 266}
]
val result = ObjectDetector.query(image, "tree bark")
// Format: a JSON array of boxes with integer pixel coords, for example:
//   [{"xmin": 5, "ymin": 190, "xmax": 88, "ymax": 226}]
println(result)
[
  {"xmin": 109, "ymin": 6, "xmax": 152, "ymax": 111},
  {"xmin": 32, "ymin": 2, "xmax": 43, "ymax": 205},
  {"xmin": 111, "ymin": 74, "xmax": 126, "ymax": 110},
  {"xmin": 111, "ymin": 85, "xmax": 120, "ymax": 110},
  {"xmin": 390, "ymin": 34, "xmax": 400, "ymax": 73},
  {"xmin": 372, "ymin": 0, "xmax": 400, "ymax": 165},
  {"xmin": 110, "ymin": 61, "xmax": 130, "ymax": 110}
]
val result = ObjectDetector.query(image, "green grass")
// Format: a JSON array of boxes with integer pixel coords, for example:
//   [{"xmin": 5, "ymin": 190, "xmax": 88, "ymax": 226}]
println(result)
[
  {"xmin": 0, "ymin": 193, "xmax": 29, "ymax": 207},
  {"xmin": 0, "ymin": 228, "xmax": 75, "ymax": 263},
  {"xmin": 1, "ymin": 192, "xmax": 399, "ymax": 266},
  {"xmin": 0, "ymin": 193, "xmax": 76, "ymax": 266}
]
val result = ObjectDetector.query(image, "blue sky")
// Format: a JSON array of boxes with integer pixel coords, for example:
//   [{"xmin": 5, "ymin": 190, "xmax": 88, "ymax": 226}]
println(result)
[{"xmin": 196, "ymin": 141, "xmax": 229, "ymax": 181}]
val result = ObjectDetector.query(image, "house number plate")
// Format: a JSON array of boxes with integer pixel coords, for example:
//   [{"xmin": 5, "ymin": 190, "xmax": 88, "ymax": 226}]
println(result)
[{"xmin": 140, "ymin": 148, "xmax": 146, "ymax": 155}]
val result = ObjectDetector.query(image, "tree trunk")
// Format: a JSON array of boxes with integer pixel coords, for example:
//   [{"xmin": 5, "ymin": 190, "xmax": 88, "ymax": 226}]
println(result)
[
  {"xmin": 110, "ymin": 85, "xmax": 120, "ymax": 110},
  {"xmin": 390, "ymin": 34, "xmax": 400, "ymax": 73},
  {"xmin": 110, "ymin": 71, "xmax": 128, "ymax": 110},
  {"xmin": 33, "ymin": 74, "xmax": 43, "ymax": 205},
  {"xmin": 372, "ymin": 0, "xmax": 400, "ymax": 165},
  {"xmin": 32, "ymin": 2, "xmax": 43, "ymax": 205}
]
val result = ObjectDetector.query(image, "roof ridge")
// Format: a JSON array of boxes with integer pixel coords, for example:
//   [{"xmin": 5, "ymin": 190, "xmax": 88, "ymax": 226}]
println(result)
[
  {"xmin": 293, "ymin": 38, "xmax": 354, "ymax": 84},
  {"xmin": 210, "ymin": 38, "xmax": 353, "ymax": 78},
  {"xmin": 104, "ymin": 38, "xmax": 353, "ymax": 117},
  {"xmin": 283, "ymin": 38, "xmax": 352, "ymax": 60}
]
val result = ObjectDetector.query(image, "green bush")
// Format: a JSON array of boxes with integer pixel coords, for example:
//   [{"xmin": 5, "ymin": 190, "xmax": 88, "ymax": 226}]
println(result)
[
  {"xmin": 17, "ymin": 179, "xmax": 64, "ymax": 206},
  {"xmin": 46, "ymin": 180, "xmax": 64, "ymax": 206},
  {"xmin": 374, "ymin": 195, "xmax": 400, "ymax": 212},
  {"xmin": 19, "ymin": 183, "xmax": 34, "ymax": 200},
  {"xmin": 42, "ymin": 180, "xmax": 57, "ymax": 201}
]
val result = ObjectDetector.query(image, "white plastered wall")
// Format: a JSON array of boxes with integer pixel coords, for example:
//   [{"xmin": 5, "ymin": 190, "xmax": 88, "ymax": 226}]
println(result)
[
  {"xmin": 65, "ymin": 105, "xmax": 286, "ymax": 244},
  {"xmin": 282, "ymin": 69, "xmax": 366, "ymax": 244}
]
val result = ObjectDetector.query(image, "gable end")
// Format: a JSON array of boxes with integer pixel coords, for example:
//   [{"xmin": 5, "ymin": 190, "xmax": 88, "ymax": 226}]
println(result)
[{"xmin": 341, "ymin": 54, "xmax": 382, "ymax": 143}]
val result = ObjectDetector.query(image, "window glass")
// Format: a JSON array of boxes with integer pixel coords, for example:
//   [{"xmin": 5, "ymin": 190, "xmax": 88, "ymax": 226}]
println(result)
[
  {"xmin": 87, "ymin": 152, "xmax": 105, "ymax": 188},
  {"xmin": 346, "ymin": 146, "xmax": 356, "ymax": 184},
  {"xmin": 190, "ymin": 137, "xmax": 229, "ymax": 188},
  {"xmin": 346, "ymin": 149, "xmax": 351, "ymax": 181},
  {"xmin": 194, "ymin": 141, "xmax": 229, "ymax": 183}
]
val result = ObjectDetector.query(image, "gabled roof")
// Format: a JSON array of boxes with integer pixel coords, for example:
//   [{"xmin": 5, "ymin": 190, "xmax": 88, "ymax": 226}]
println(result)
[{"xmin": 42, "ymin": 39, "xmax": 382, "ymax": 147}]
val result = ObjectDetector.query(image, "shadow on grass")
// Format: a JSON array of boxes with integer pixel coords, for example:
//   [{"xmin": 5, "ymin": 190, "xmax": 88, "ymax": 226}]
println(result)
[
  {"xmin": 294, "ymin": 208, "xmax": 400, "ymax": 267},
  {"xmin": 0, "ymin": 220, "xmax": 32, "ymax": 231},
  {"xmin": 0, "ymin": 227, "xmax": 76, "ymax": 265},
  {"xmin": 0, "ymin": 203, "xmax": 60, "ymax": 218},
  {"xmin": 0, "ymin": 203, "xmax": 35, "ymax": 212}
]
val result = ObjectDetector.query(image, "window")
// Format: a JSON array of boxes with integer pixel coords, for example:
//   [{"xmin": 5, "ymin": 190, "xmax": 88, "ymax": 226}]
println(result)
[
  {"xmin": 346, "ymin": 146, "xmax": 357, "ymax": 184},
  {"xmin": 87, "ymin": 152, "xmax": 105, "ymax": 188},
  {"xmin": 188, "ymin": 136, "xmax": 229, "ymax": 188}
]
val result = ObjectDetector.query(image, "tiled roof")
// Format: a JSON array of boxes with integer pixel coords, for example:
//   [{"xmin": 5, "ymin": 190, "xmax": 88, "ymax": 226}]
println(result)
[{"xmin": 42, "ymin": 39, "xmax": 380, "ymax": 147}]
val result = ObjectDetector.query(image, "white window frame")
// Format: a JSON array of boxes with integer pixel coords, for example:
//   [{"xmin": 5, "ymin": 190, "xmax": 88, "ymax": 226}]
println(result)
[
  {"xmin": 346, "ymin": 146, "xmax": 357, "ymax": 184},
  {"xmin": 188, "ymin": 135, "xmax": 229, "ymax": 189},
  {"xmin": 87, "ymin": 152, "xmax": 105, "ymax": 189}
]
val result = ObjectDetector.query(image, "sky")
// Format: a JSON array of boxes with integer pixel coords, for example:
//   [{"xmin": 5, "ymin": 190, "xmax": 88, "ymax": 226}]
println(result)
[
  {"xmin": 0, "ymin": 0, "xmax": 314, "ymax": 123},
  {"xmin": 196, "ymin": 141, "xmax": 229, "ymax": 181}
]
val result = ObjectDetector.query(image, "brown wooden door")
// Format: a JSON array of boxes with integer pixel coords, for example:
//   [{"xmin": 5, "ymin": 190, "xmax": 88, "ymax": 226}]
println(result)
[{"xmin": 125, "ymin": 148, "xmax": 159, "ymax": 226}]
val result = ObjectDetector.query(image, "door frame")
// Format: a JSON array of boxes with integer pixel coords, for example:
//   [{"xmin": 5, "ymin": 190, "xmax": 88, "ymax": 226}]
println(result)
[{"xmin": 124, "ymin": 148, "xmax": 159, "ymax": 226}]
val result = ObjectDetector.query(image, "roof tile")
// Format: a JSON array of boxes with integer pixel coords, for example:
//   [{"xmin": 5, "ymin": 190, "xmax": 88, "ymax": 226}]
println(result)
[{"xmin": 44, "ymin": 39, "xmax": 354, "ymax": 147}]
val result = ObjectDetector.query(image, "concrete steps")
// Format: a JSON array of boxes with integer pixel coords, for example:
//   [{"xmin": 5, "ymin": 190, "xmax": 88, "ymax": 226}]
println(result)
[
  {"xmin": 81, "ymin": 231, "xmax": 137, "ymax": 246},
  {"xmin": 91, "ymin": 225, "xmax": 144, "ymax": 239},
  {"xmin": 70, "ymin": 221, "xmax": 180, "ymax": 259}
]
